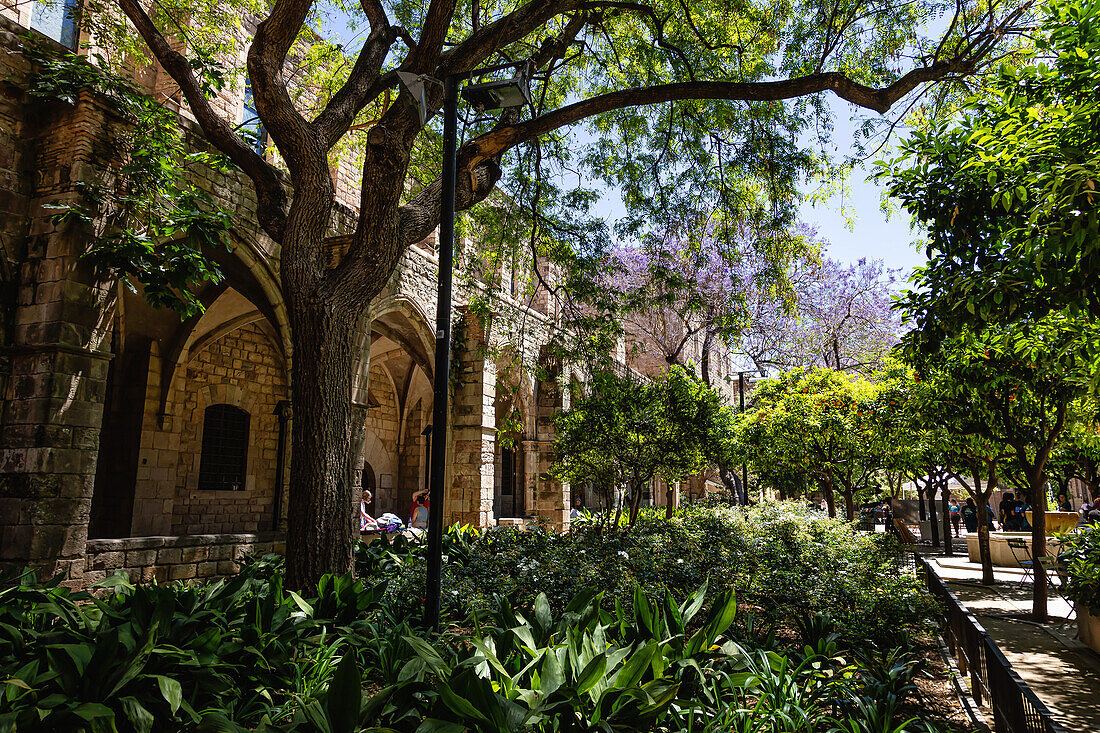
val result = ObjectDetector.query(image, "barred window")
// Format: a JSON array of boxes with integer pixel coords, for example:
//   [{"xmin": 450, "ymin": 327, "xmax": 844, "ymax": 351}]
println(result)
[{"xmin": 198, "ymin": 404, "xmax": 250, "ymax": 490}]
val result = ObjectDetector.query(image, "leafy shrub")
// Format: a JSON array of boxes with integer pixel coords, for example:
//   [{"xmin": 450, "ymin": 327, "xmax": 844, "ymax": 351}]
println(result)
[
  {"xmin": 361, "ymin": 502, "xmax": 934, "ymax": 645},
  {"xmin": 1059, "ymin": 525, "xmax": 1100, "ymax": 615}
]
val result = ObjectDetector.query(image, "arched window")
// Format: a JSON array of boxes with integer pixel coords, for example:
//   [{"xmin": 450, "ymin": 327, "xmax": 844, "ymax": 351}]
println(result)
[{"xmin": 198, "ymin": 404, "xmax": 250, "ymax": 490}]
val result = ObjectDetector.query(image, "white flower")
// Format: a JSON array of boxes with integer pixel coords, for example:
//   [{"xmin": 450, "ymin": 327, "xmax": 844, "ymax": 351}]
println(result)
[{"xmin": 617, "ymin": 551, "xmax": 629, "ymax": 559}]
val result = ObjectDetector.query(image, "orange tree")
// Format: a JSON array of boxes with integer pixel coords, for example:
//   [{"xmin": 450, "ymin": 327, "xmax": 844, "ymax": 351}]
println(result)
[
  {"xmin": 735, "ymin": 367, "xmax": 891, "ymax": 520},
  {"xmin": 904, "ymin": 313, "xmax": 1100, "ymax": 618}
]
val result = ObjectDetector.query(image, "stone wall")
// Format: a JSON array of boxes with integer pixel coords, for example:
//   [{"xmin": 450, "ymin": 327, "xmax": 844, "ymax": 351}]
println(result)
[
  {"xmin": 170, "ymin": 321, "xmax": 288, "ymax": 534},
  {"xmin": 83, "ymin": 533, "xmax": 284, "ymax": 585}
]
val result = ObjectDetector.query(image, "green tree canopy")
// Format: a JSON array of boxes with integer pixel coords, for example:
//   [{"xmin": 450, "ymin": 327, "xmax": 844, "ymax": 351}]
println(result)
[
  {"xmin": 552, "ymin": 366, "xmax": 736, "ymax": 525},
  {"xmin": 880, "ymin": 0, "xmax": 1100, "ymax": 347},
  {"xmin": 735, "ymin": 367, "xmax": 895, "ymax": 519}
]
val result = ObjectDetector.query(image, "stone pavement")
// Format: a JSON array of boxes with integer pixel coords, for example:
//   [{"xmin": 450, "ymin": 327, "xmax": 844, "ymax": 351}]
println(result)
[{"xmin": 924, "ymin": 552, "xmax": 1100, "ymax": 732}]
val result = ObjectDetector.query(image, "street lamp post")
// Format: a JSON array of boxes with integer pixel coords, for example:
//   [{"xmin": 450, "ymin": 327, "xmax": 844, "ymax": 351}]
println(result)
[{"xmin": 404, "ymin": 65, "xmax": 530, "ymax": 631}]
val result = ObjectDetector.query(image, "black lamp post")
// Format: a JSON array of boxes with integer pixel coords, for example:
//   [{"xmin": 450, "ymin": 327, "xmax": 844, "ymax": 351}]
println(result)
[{"xmin": 401, "ymin": 64, "xmax": 530, "ymax": 631}]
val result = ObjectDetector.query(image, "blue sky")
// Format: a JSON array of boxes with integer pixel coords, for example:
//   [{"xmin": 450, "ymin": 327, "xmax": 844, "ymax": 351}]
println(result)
[{"xmin": 800, "ymin": 100, "xmax": 928, "ymax": 279}]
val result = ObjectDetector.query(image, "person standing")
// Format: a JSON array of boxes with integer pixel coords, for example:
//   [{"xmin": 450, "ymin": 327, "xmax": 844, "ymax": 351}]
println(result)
[
  {"xmin": 410, "ymin": 489, "xmax": 429, "ymax": 529},
  {"xmin": 1000, "ymin": 492, "xmax": 1021, "ymax": 531},
  {"xmin": 949, "ymin": 499, "xmax": 961, "ymax": 538},
  {"xmin": 961, "ymin": 498, "xmax": 979, "ymax": 534}
]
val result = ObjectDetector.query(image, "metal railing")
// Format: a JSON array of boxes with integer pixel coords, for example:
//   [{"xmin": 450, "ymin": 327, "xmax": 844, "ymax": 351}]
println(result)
[{"xmin": 915, "ymin": 555, "xmax": 1069, "ymax": 733}]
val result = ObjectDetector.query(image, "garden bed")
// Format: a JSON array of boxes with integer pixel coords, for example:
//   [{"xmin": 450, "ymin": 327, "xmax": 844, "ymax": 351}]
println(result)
[{"xmin": 1, "ymin": 502, "xmax": 971, "ymax": 731}]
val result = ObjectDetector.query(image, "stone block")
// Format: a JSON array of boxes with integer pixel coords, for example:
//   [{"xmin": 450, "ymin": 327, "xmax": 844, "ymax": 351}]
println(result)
[
  {"xmin": 169, "ymin": 564, "xmax": 197, "ymax": 580},
  {"xmin": 196, "ymin": 561, "xmax": 218, "ymax": 577},
  {"xmin": 180, "ymin": 545, "xmax": 207, "ymax": 563},
  {"xmin": 87, "ymin": 551, "xmax": 123, "ymax": 571},
  {"xmin": 124, "ymin": 549, "xmax": 157, "ymax": 566}
]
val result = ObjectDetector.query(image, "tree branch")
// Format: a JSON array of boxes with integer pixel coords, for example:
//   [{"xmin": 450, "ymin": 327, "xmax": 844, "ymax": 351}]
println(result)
[
  {"xmin": 248, "ymin": 0, "xmax": 324, "ymax": 179},
  {"xmin": 313, "ymin": 25, "xmax": 405, "ymax": 146},
  {"xmin": 115, "ymin": 0, "xmax": 288, "ymax": 241},
  {"xmin": 471, "ymin": 58, "xmax": 978, "ymax": 161}
]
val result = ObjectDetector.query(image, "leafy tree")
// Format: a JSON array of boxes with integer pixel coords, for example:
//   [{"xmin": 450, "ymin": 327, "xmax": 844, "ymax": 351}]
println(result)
[
  {"xmin": 552, "ymin": 366, "xmax": 736, "ymax": 526},
  {"xmin": 903, "ymin": 314, "xmax": 1100, "ymax": 618},
  {"xmin": 736, "ymin": 367, "xmax": 889, "ymax": 519},
  {"xmin": 1048, "ymin": 418, "xmax": 1100, "ymax": 506},
  {"xmin": 903, "ymin": 354, "xmax": 1012, "ymax": 583},
  {"xmin": 881, "ymin": 0, "xmax": 1100, "ymax": 347},
  {"xmin": 737, "ymin": 255, "xmax": 903, "ymax": 374},
  {"xmin": 87, "ymin": 0, "xmax": 1028, "ymax": 584}
]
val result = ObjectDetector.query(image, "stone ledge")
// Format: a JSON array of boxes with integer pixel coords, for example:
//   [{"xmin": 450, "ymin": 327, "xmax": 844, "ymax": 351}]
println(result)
[{"xmin": 86, "ymin": 532, "xmax": 283, "ymax": 553}]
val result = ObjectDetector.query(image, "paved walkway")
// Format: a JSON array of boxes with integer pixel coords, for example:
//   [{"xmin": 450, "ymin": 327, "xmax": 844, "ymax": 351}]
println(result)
[{"xmin": 923, "ymin": 551, "xmax": 1100, "ymax": 732}]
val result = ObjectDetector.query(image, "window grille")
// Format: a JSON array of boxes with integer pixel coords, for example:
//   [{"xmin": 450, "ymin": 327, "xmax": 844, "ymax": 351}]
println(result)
[{"xmin": 198, "ymin": 404, "xmax": 250, "ymax": 490}]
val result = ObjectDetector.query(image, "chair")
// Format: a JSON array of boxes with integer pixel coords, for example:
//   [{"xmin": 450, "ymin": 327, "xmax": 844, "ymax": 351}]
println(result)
[{"xmin": 1006, "ymin": 538, "xmax": 1035, "ymax": 586}]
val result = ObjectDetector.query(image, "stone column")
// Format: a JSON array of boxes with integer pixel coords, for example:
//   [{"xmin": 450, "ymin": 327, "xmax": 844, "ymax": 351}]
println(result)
[
  {"xmin": 0, "ymin": 92, "xmax": 120, "ymax": 582},
  {"xmin": 532, "ymin": 368, "xmax": 568, "ymax": 528},
  {"xmin": 0, "ymin": 116, "xmax": 119, "ymax": 584},
  {"xmin": 446, "ymin": 314, "xmax": 495, "ymax": 527}
]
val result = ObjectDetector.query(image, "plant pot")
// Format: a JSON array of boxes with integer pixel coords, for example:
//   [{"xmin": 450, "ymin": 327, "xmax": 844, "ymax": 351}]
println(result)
[
  {"xmin": 1077, "ymin": 605, "xmax": 1100, "ymax": 655},
  {"xmin": 1024, "ymin": 511, "xmax": 1079, "ymax": 534}
]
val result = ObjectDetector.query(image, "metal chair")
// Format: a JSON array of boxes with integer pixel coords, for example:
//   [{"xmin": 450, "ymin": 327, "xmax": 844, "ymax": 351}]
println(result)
[
  {"xmin": 1037, "ymin": 546, "xmax": 1076, "ymax": 618},
  {"xmin": 1006, "ymin": 537, "xmax": 1035, "ymax": 586}
]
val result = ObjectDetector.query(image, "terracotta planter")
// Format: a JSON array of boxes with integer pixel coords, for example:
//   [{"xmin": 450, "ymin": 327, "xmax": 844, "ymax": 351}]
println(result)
[
  {"xmin": 1077, "ymin": 605, "xmax": 1100, "ymax": 655},
  {"xmin": 1024, "ymin": 511, "xmax": 1079, "ymax": 534}
]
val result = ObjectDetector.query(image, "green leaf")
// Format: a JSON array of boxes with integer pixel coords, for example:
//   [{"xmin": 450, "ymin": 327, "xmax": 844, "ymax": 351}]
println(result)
[
  {"xmin": 152, "ymin": 675, "xmax": 182, "ymax": 714},
  {"xmin": 576, "ymin": 653, "xmax": 608, "ymax": 695},
  {"xmin": 325, "ymin": 653, "xmax": 362, "ymax": 733}
]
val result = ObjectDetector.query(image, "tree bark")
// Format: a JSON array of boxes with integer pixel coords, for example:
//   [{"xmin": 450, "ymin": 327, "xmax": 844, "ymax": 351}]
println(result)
[
  {"xmin": 940, "ymin": 480, "xmax": 953, "ymax": 557},
  {"xmin": 977, "ymin": 498, "xmax": 994, "ymax": 585},
  {"xmin": 841, "ymin": 485, "xmax": 855, "ymax": 521},
  {"xmin": 926, "ymin": 484, "xmax": 940, "ymax": 548},
  {"xmin": 918, "ymin": 488, "xmax": 926, "ymax": 522},
  {"xmin": 284, "ymin": 299, "xmax": 360, "ymax": 589},
  {"xmin": 1028, "ymin": 471, "xmax": 1048, "ymax": 622},
  {"xmin": 822, "ymin": 480, "xmax": 836, "ymax": 518}
]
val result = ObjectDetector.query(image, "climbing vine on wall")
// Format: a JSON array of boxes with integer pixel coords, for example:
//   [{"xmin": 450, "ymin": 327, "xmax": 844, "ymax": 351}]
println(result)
[{"xmin": 23, "ymin": 38, "xmax": 232, "ymax": 318}]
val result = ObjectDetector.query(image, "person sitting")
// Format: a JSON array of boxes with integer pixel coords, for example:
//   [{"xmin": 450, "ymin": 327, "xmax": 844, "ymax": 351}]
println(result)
[
  {"xmin": 360, "ymin": 488, "xmax": 378, "ymax": 532},
  {"xmin": 569, "ymin": 498, "xmax": 584, "ymax": 520},
  {"xmin": 1088, "ymin": 496, "xmax": 1100, "ymax": 524},
  {"xmin": 1057, "ymin": 491, "xmax": 1073, "ymax": 512}
]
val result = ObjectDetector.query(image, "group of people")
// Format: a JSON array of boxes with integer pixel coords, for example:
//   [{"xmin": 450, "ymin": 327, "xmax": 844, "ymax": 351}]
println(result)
[
  {"xmin": 943, "ymin": 490, "xmax": 1083, "ymax": 537},
  {"xmin": 358, "ymin": 488, "xmax": 430, "ymax": 534}
]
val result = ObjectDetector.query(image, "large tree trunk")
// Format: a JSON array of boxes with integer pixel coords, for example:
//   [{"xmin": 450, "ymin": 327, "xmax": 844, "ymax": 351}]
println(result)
[
  {"xmin": 1029, "ymin": 473, "xmax": 1048, "ymax": 622},
  {"xmin": 284, "ymin": 296, "xmax": 360, "ymax": 590},
  {"xmin": 918, "ymin": 488, "xmax": 926, "ymax": 522}
]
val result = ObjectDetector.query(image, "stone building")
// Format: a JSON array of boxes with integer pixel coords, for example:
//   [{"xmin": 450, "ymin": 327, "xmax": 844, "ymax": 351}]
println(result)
[{"xmin": 0, "ymin": 9, "xmax": 734, "ymax": 586}]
